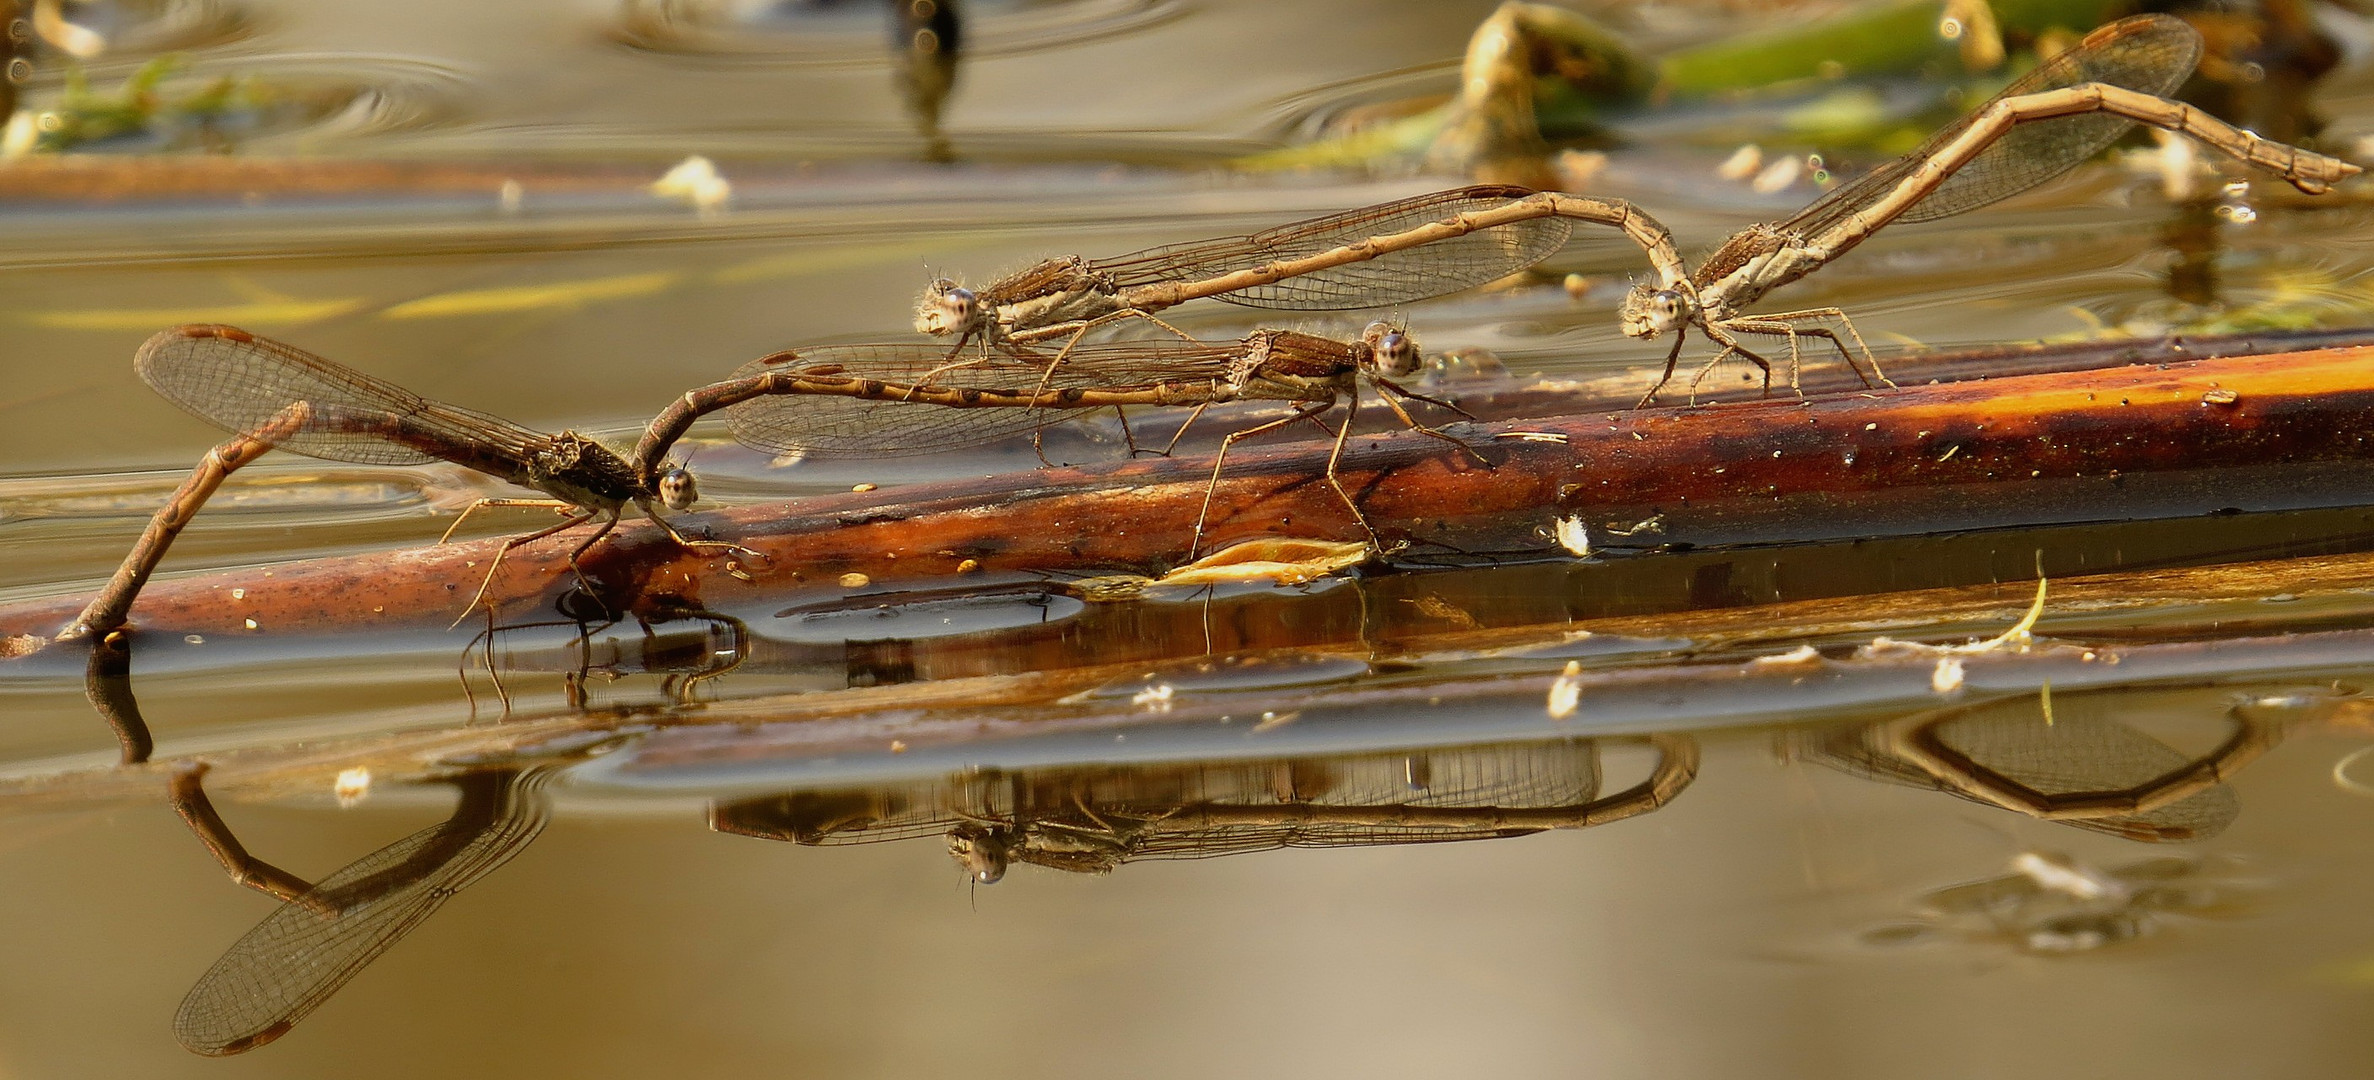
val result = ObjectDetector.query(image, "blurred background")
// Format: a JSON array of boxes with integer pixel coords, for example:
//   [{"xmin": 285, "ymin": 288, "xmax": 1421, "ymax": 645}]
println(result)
[{"xmin": 0, "ymin": 0, "xmax": 2370, "ymax": 1075}]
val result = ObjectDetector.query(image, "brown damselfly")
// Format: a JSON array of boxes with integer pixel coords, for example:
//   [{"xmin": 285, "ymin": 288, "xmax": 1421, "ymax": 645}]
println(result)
[
  {"xmin": 636, "ymin": 322, "xmax": 1481, "ymax": 556},
  {"xmin": 914, "ymin": 183, "xmax": 1692, "ymax": 357},
  {"xmin": 1617, "ymin": 13, "xmax": 2362, "ymax": 402},
  {"xmin": 713, "ymin": 735, "xmax": 1698, "ymax": 883},
  {"xmin": 56, "ymin": 324, "xmax": 747, "ymax": 642}
]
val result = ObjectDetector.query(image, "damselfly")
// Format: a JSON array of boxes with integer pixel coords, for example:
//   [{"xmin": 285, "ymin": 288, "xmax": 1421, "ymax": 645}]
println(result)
[
  {"xmin": 1618, "ymin": 14, "xmax": 2362, "ymax": 402},
  {"xmin": 914, "ymin": 184, "xmax": 1691, "ymax": 357},
  {"xmin": 637, "ymin": 322, "xmax": 1479, "ymax": 555},
  {"xmin": 58, "ymin": 324, "xmax": 747, "ymax": 641}
]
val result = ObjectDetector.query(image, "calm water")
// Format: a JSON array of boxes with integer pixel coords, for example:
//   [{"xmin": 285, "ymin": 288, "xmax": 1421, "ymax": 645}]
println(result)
[{"xmin": 0, "ymin": 0, "xmax": 2372, "ymax": 1075}]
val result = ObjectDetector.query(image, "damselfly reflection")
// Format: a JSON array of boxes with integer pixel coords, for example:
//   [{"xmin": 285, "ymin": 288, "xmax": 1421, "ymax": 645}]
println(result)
[
  {"xmin": 1785, "ymin": 687, "xmax": 2285, "ymax": 842},
  {"xmin": 712, "ymin": 735, "xmax": 1695, "ymax": 883},
  {"xmin": 167, "ymin": 762, "xmax": 565, "ymax": 1056}
]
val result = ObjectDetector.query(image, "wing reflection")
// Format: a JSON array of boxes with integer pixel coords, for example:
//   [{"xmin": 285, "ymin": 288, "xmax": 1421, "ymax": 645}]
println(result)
[
  {"xmin": 168, "ymin": 764, "xmax": 557, "ymax": 1056},
  {"xmin": 1787, "ymin": 688, "xmax": 2284, "ymax": 841},
  {"xmin": 713, "ymin": 735, "xmax": 1696, "ymax": 882}
]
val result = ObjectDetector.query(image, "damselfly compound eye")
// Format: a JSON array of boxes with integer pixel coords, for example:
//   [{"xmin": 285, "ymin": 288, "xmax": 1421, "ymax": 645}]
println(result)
[
  {"xmin": 948, "ymin": 827, "xmax": 1012, "ymax": 884},
  {"xmin": 916, "ymin": 279, "xmax": 975, "ymax": 335},
  {"xmin": 1374, "ymin": 330, "xmax": 1421, "ymax": 377},
  {"xmin": 940, "ymin": 285, "xmax": 977, "ymax": 323},
  {"xmin": 658, "ymin": 467, "xmax": 698, "ymax": 510}
]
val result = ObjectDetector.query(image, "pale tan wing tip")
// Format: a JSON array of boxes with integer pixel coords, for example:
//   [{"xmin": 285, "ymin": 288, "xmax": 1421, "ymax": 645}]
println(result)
[{"xmin": 132, "ymin": 322, "xmax": 253, "ymax": 381}]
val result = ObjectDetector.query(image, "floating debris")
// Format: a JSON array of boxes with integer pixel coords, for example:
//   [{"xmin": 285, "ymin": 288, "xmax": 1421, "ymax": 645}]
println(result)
[
  {"xmin": 1154, "ymin": 538, "xmax": 1369, "ymax": 587},
  {"xmin": 1749, "ymin": 156, "xmax": 1803, "ymax": 194},
  {"xmin": 1130, "ymin": 684, "xmax": 1175, "ymax": 712},
  {"xmin": 1752, "ymin": 644, "xmax": 1822, "ymax": 668},
  {"xmin": 1931, "ymin": 656, "xmax": 1965, "ymax": 694},
  {"xmin": 1546, "ymin": 660, "xmax": 1583, "ymax": 719},
  {"xmin": 652, "ymin": 155, "xmax": 731, "ymax": 215},
  {"xmin": 332, "ymin": 766, "xmax": 371, "ymax": 808},
  {"xmin": 1552, "ymin": 515, "xmax": 1590, "ymax": 557},
  {"xmin": 1715, "ymin": 144, "xmax": 1763, "ymax": 181}
]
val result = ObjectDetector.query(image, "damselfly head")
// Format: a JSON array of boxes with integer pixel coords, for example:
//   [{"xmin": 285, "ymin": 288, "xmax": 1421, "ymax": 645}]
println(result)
[
  {"xmin": 1618, "ymin": 285, "xmax": 1687, "ymax": 339},
  {"xmin": 948, "ymin": 822, "xmax": 1017, "ymax": 884},
  {"xmin": 656, "ymin": 465, "xmax": 698, "ymax": 510},
  {"xmin": 1363, "ymin": 321, "xmax": 1423, "ymax": 378},
  {"xmin": 914, "ymin": 278, "xmax": 980, "ymax": 336}
]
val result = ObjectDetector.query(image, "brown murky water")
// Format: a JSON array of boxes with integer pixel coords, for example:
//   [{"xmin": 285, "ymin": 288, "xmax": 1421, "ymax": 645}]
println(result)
[{"xmin": 1, "ymin": 0, "xmax": 2373, "ymax": 1074}]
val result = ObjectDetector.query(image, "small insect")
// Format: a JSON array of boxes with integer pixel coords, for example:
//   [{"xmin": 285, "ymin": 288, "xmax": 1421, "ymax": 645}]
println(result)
[
  {"xmin": 1617, "ymin": 14, "xmax": 2361, "ymax": 403},
  {"xmin": 57, "ymin": 324, "xmax": 749, "ymax": 642},
  {"xmin": 639, "ymin": 322, "xmax": 1481, "ymax": 556},
  {"xmin": 912, "ymin": 184, "xmax": 1690, "ymax": 358}
]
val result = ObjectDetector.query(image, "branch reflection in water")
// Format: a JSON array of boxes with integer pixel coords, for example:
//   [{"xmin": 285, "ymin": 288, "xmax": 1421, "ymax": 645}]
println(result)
[
  {"xmin": 115, "ymin": 674, "xmax": 2330, "ymax": 1056},
  {"xmin": 712, "ymin": 735, "xmax": 1698, "ymax": 884},
  {"xmin": 84, "ymin": 546, "xmax": 2359, "ymax": 1057}
]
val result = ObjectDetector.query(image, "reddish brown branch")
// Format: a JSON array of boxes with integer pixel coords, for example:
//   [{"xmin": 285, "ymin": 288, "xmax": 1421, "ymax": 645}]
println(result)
[{"xmin": 8, "ymin": 342, "xmax": 2374, "ymax": 646}]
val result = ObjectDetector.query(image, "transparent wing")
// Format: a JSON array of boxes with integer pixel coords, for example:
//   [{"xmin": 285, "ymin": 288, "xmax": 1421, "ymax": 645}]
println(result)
[
  {"xmin": 1783, "ymin": 14, "xmax": 2202, "ymax": 238},
  {"xmin": 137, "ymin": 324, "xmax": 550, "ymax": 468},
  {"xmin": 721, "ymin": 339, "xmax": 1242, "ymax": 458},
  {"xmin": 173, "ymin": 769, "xmax": 552, "ymax": 1056},
  {"xmin": 1092, "ymin": 185, "xmax": 1573, "ymax": 309}
]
